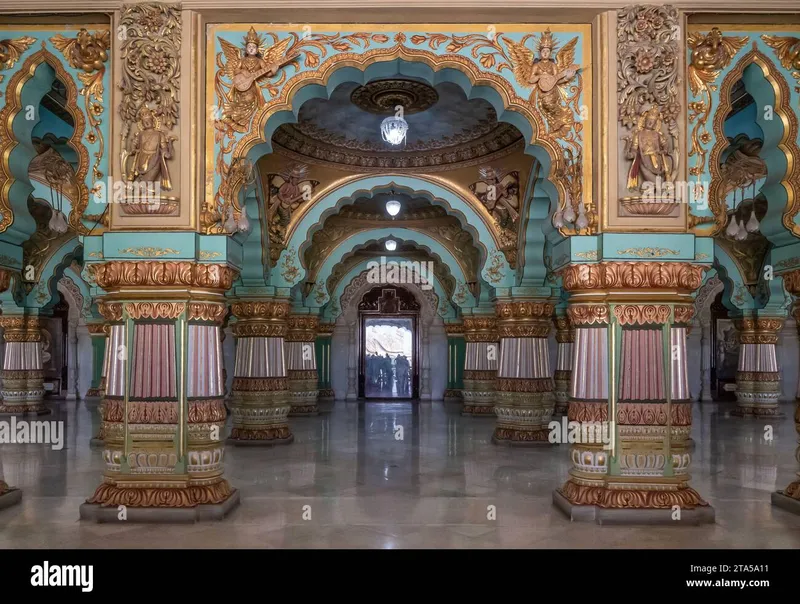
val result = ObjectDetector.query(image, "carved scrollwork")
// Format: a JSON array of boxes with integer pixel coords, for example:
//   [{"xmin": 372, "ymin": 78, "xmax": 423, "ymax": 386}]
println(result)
[
  {"xmin": 97, "ymin": 301, "xmax": 123, "ymax": 322},
  {"xmin": 88, "ymin": 262, "xmax": 237, "ymax": 292},
  {"xmin": 567, "ymin": 304, "xmax": 609, "ymax": 325},
  {"xmin": 125, "ymin": 302, "xmax": 186, "ymax": 320},
  {"xmin": 559, "ymin": 262, "xmax": 706, "ymax": 293},
  {"xmin": 0, "ymin": 35, "xmax": 36, "ymax": 93},
  {"xmin": 230, "ymin": 300, "xmax": 290, "ymax": 321},
  {"xmin": 188, "ymin": 302, "xmax": 227, "ymax": 324},
  {"xmin": 613, "ymin": 304, "xmax": 671, "ymax": 326}
]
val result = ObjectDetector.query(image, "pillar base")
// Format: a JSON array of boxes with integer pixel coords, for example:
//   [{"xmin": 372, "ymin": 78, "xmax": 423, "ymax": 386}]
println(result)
[
  {"xmin": 288, "ymin": 404, "xmax": 319, "ymax": 416},
  {"xmin": 85, "ymin": 388, "xmax": 103, "ymax": 398},
  {"xmin": 227, "ymin": 426, "xmax": 294, "ymax": 446},
  {"xmin": 553, "ymin": 489, "xmax": 715, "ymax": 525},
  {"xmin": 553, "ymin": 400, "xmax": 569, "ymax": 416},
  {"xmin": 0, "ymin": 484, "xmax": 22, "ymax": 511},
  {"xmin": 0, "ymin": 403, "xmax": 51, "ymax": 416},
  {"xmin": 492, "ymin": 426, "xmax": 553, "ymax": 445},
  {"xmin": 730, "ymin": 405, "xmax": 785, "ymax": 418},
  {"xmin": 318, "ymin": 388, "xmax": 335, "ymax": 400},
  {"xmin": 771, "ymin": 487, "xmax": 800, "ymax": 516},
  {"xmin": 444, "ymin": 389, "xmax": 462, "ymax": 401},
  {"xmin": 462, "ymin": 404, "xmax": 495, "ymax": 417},
  {"xmin": 79, "ymin": 487, "xmax": 240, "ymax": 523}
]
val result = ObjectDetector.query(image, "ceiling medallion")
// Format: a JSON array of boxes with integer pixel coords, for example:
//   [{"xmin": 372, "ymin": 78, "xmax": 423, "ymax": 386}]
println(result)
[{"xmin": 351, "ymin": 79, "xmax": 439, "ymax": 115}]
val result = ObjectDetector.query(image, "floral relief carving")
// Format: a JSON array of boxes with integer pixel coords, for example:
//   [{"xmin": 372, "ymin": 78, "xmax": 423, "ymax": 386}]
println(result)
[
  {"xmin": 617, "ymin": 5, "xmax": 681, "ymax": 214},
  {"xmin": 89, "ymin": 261, "xmax": 237, "ymax": 291},
  {"xmin": 560, "ymin": 262, "xmax": 706, "ymax": 293}
]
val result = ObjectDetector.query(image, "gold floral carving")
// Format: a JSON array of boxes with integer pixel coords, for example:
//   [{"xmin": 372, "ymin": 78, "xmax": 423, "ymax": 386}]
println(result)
[
  {"xmin": 97, "ymin": 301, "xmax": 123, "ymax": 322},
  {"xmin": 230, "ymin": 300, "xmax": 289, "ymax": 320},
  {"xmin": 558, "ymin": 480, "xmax": 709, "ymax": 509},
  {"xmin": 613, "ymin": 304, "xmax": 671, "ymax": 326},
  {"xmin": 125, "ymin": 302, "xmax": 185, "ymax": 320},
  {"xmin": 0, "ymin": 36, "xmax": 35, "ymax": 93},
  {"xmin": 616, "ymin": 402, "xmax": 692, "ymax": 426},
  {"xmin": 444, "ymin": 323, "xmax": 464, "ymax": 336},
  {"xmin": 231, "ymin": 323, "xmax": 288, "ymax": 338},
  {"xmin": 317, "ymin": 322, "xmax": 335, "ymax": 336},
  {"xmin": 118, "ymin": 3, "xmax": 181, "ymax": 203},
  {"xmin": 188, "ymin": 302, "xmax": 227, "ymax": 324},
  {"xmin": 288, "ymin": 369, "xmax": 318, "ymax": 380},
  {"xmin": 229, "ymin": 427, "xmax": 291, "ymax": 441},
  {"xmin": 673, "ymin": 304, "xmax": 695, "ymax": 325},
  {"xmin": 119, "ymin": 247, "xmax": 181, "ymax": 258},
  {"xmin": 286, "ymin": 315, "xmax": 320, "ymax": 341},
  {"xmin": 784, "ymin": 270, "xmax": 800, "ymax": 296},
  {"xmin": 0, "ymin": 46, "xmax": 90, "ymax": 234},
  {"xmin": 497, "ymin": 324, "xmax": 550, "ymax": 338},
  {"xmin": 559, "ymin": 262, "xmax": 706, "ymax": 293},
  {"xmin": 87, "ymin": 323, "xmax": 110, "ymax": 336},
  {"xmin": 617, "ymin": 247, "xmax": 679, "ymax": 258},
  {"xmin": 687, "ymin": 28, "xmax": 748, "ymax": 181},
  {"xmin": 617, "ymin": 6, "xmax": 681, "ymax": 210},
  {"xmin": 736, "ymin": 371, "xmax": 780, "ymax": 382},
  {"xmin": 51, "ymin": 29, "xmax": 110, "ymax": 186},
  {"xmin": 493, "ymin": 427, "xmax": 549, "ymax": 442},
  {"xmin": 567, "ymin": 304, "xmax": 609, "ymax": 325},
  {"xmin": 88, "ymin": 262, "xmax": 237, "ymax": 291},
  {"xmin": 464, "ymin": 370, "xmax": 497, "ymax": 381},
  {"xmin": 0, "ymin": 315, "xmax": 42, "ymax": 342},
  {"xmin": 496, "ymin": 377, "xmax": 553, "ymax": 393},
  {"xmin": 762, "ymin": 34, "xmax": 800, "ymax": 90},
  {"xmin": 86, "ymin": 481, "xmax": 234, "ymax": 507},
  {"xmin": 496, "ymin": 300, "xmax": 554, "ymax": 320}
]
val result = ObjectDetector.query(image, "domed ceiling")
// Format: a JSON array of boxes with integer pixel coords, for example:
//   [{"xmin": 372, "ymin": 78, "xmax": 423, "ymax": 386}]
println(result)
[{"xmin": 272, "ymin": 78, "xmax": 524, "ymax": 172}]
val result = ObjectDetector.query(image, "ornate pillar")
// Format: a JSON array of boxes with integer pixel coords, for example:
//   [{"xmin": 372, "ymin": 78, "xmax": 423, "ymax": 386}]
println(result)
[
  {"xmin": 772, "ymin": 299, "xmax": 800, "ymax": 515},
  {"xmin": 66, "ymin": 317, "xmax": 80, "ymax": 400},
  {"xmin": 553, "ymin": 313, "xmax": 574, "ymax": 416},
  {"xmin": 0, "ymin": 268, "xmax": 22, "ymax": 509},
  {"xmin": 90, "ymin": 322, "xmax": 113, "ymax": 447},
  {"xmin": 286, "ymin": 314, "xmax": 319, "ymax": 416},
  {"xmin": 699, "ymin": 318, "xmax": 712, "ymax": 401},
  {"xmin": 85, "ymin": 323, "xmax": 108, "ymax": 398},
  {"xmin": 227, "ymin": 299, "xmax": 293, "ymax": 445},
  {"xmin": 80, "ymin": 261, "xmax": 239, "ymax": 522},
  {"xmin": 461, "ymin": 316, "xmax": 497, "ymax": 416},
  {"xmin": 443, "ymin": 322, "xmax": 465, "ymax": 401},
  {"xmin": 346, "ymin": 324, "xmax": 357, "ymax": 400},
  {"xmin": 0, "ymin": 314, "xmax": 48, "ymax": 416},
  {"xmin": 553, "ymin": 262, "xmax": 714, "ymax": 524},
  {"xmin": 732, "ymin": 315, "xmax": 785, "ymax": 418},
  {"xmin": 316, "ymin": 322, "xmax": 334, "ymax": 400},
  {"xmin": 492, "ymin": 300, "xmax": 555, "ymax": 444}
]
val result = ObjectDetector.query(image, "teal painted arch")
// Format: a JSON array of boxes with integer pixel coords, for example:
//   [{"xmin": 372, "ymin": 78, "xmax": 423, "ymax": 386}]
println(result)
[
  {"xmin": 735, "ymin": 57, "xmax": 797, "ymax": 249},
  {"xmin": 713, "ymin": 242, "xmax": 754, "ymax": 312},
  {"xmin": 323, "ymin": 256, "xmax": 456, "ymax": 322},
  {"xmin": 276, "ymin": 175, "xmax": 514, "ymax": 290},
  {"xmin": 25, "ymin": 238, "xmax": 83, "ymax": 312},
  {"xmin": 310, "ymin": 227, "xmax": 474, "ymax": 309},
  {"xmin": 518, "ymin": 159, "xmax": 561, "ymax": 287}
]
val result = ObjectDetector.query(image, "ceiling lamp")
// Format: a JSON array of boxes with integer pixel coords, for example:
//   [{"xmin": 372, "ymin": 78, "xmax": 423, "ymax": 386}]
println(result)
[
  {"xmin": 385, "ymin": 199, "xmax": 401, "ymax": 217},
  {"xmin": 380, "ymin": 112, "xmax": 408, "ymax": 146},
  {"xmin": 385, "ymin": 239, "xmax": 397, "ymax": 251}
]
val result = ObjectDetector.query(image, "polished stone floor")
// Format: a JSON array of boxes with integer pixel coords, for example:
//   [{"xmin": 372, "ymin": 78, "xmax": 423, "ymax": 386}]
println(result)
[{"xmin": 1, "ymin": 398, "xmax": 799, "ymax": 548}]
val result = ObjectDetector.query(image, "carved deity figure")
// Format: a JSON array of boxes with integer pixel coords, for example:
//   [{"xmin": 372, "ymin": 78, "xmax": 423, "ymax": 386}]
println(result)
[
  {"xmin": 504, "ymin": 29, "xmax": 580, "ymax": 139},
  {"xmin": 125, "ymin": 105, "xmax": 174, "ymax": 190},
  {"xmin": 266, "ymin": 163, "xmax": 319, "ymax": 243},
  {"xmin": 624, "ymin": 106, "xmax": 674, "ymax": 192},
  {"xmin": 218, "ymin": 27, "xmax": 296, "ymax": 131},
  {"xmin": 469, "ymin": 167, "xmax": 520, "ymax": 229}
]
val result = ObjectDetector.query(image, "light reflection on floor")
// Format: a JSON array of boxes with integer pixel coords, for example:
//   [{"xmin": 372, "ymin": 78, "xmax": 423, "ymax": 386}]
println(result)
[{"xmin": 0, "ymin": 399, "xmax": 799, "ymax": 548}]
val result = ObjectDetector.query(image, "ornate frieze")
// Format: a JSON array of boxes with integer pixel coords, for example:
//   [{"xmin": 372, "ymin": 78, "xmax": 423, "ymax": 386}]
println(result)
[
  {"xmin": 0, "ymin": 315, "xmax": 42, "ymax": 342},
  {"xmin": 124, "ymin": 302, "xmax": 185, "ymax": 320},
  {"xmin": 613, "ymin": 304, "xmax": 671, "ymax": 326},
  {"xmin": 188, "ymin": 302, "xmax": 227, "ymax": 324},
  {"xmin": 463, "ymin": 316, "xmax": 497, "ymax": 342},
  {"xmin": 286, "ymin": 315, "xmax": 320, "ymax": 342},
  {"xmin": 88, "ymin": 262, "xmax": 237, "ymax": 292},
  {"xmin": 559, "ymin": 262, "xmax": 706, "ymax": 293}
]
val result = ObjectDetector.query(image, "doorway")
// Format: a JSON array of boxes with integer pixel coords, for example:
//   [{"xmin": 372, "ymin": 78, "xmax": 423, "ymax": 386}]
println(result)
[{"xmin": 358, "ymin": 286, "xmax": 419, "ymax": 399}]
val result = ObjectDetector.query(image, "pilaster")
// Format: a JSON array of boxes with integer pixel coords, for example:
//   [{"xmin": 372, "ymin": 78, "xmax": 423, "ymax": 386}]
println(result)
[
  {"xmin": 492, "ymin": 299, "xmax": 555, "ymax": 444},
  {"xmin": 553, "ymin": 312, "xmax": 574, "ymax": 416},
  {"xmin": 461, "ymin": 316, "xmax": 498, "ymax": 417},
  {"xmin": 227, "ymin": 298, "xmax": 293, "ymax": 445},
  {"xmin": 0, "ymin": 268, "xmax": 23, "ymax": 510}
]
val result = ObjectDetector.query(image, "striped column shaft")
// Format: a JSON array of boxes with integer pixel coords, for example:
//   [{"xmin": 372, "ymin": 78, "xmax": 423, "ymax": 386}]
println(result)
[
  {"xmin": 228, "ymin": 299, "xmax": 293, "ymax": 445},
  {"xmin": 492, "ymin": 300, "xmax": 555, "ymax": 444},
  {"xmin": 286, "ymin": 315, "xmax": 319, "ymax": 416},
  {"xmin": 317, "ymin": 322, "xmax": 335, "ymax": 400},
  {"xmin": 553, "ymin": 314, "xmax": 574, "ymax": 415},
  {"xmin": 0, "ymin": 315, "xmax": 48, "ymax": 416},
  {"xmin": 733, "ymin": 316, "xmax": 784, "ymax": 418},
  {"xmin": 461, "ymin": 316, "xmax": 497, "ymax": 416}
]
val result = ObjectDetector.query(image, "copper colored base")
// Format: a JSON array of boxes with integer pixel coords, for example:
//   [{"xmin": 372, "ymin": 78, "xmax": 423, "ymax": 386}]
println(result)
[
  {"xmin": 85, "ymin": 388, "xmax": 102, "ymax": 398},
  {"xmin": 492, "ymin": 426, "xmax": 552, "ymax": 445},
  {"xmin": 86, "ymin": 480, "xmax": 234, "ymax": 508},
  {"xmin": 227, "ymin": 426, "xmax": 294, "ymax": 445},
  {"xmin": 0, "ymin": 403, "xmax": 51, "ymax": 416},
  {"xmin": 557, "ymin": 479, "xmax": 709, "ymax": 509}
]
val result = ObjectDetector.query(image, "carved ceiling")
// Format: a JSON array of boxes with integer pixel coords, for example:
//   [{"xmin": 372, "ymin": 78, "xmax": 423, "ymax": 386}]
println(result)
[
  {"xmin": 302, "ymin": 194, "xmax": 481, "ymax": 289},
  {"xmin": 271, "ymin": 79, "xmax": 524, "ymax": 173}
]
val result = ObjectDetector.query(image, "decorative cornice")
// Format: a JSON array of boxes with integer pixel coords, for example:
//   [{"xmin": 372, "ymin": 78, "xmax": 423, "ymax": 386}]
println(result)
[
  {"xmin": 613, "ymin": 304, "xmax": 671, "ymax": 326},
  {"xmin": 286, "ymin": 315, "xmax": 320, "ymax": 341},
  {"xmin": 87, "ymin": 323, "xmax": 111, "ymax": 336},
  {"xmin": 88, "ymin": 262, "xmax": 238, "ymax": 292},
  {"xmin": 125, "ymin": 302, "xmax": 185, "ymax": 320},
  {"xmin": 559, "ymin": 262, "xmax": 706, "ymax": 293},
  {"xmin": 567, "ymin": 304, "xmax": 609, "ymax": 326},
  {"xmin": 97, "ymin": 301, "xmax": 123, "ymax": 322}
]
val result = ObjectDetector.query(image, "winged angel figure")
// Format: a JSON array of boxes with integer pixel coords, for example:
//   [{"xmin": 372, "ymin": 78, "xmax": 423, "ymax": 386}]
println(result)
[
  {"xmin": 215, "ymin": 27, "xmax": 298, "ymax": 132},
  {"xmin": 501, "ymin": 29, "xmax": 580, "ymax": 139}
]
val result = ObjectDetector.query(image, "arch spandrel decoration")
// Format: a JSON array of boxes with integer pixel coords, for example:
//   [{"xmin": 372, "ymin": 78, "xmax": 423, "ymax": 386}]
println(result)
[
  {"xmin": 687, "ymin": 27, "xmax": 800, "ymax": 244},
  {"xmin": 205, "ymin": 23, "xmax": 593, "ymax": 240},
  {"xmin": 0, "ymin": 26, "xmax": 111, "ymax": 239}
]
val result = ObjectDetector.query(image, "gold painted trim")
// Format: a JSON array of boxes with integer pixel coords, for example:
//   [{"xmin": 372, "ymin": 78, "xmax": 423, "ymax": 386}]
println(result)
[
  {"xmin": 0, "ymin": 45, "xmax": 91, "ymax": 235},
  {"xmin": 705, "ymin": 46, "xmax": 798, "ymax": 238}
]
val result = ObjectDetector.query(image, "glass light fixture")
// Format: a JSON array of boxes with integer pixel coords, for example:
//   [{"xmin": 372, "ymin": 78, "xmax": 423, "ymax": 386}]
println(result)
[
  {"xmin": 386, "ymin": 199, "xmax": 401, "ymax": 217},
  {"xmin": 380, "ymin": 115, "xmax": 408, "ymax": 146},
  {"xmin": 385, "ymin": 239, "xmax": 397, "ymax": 251}
]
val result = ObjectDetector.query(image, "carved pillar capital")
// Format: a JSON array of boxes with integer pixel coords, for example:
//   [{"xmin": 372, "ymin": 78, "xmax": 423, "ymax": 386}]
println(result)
[{"xmin": 229, "ymin": 298, "xmax": 290, "ymax": 338}]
